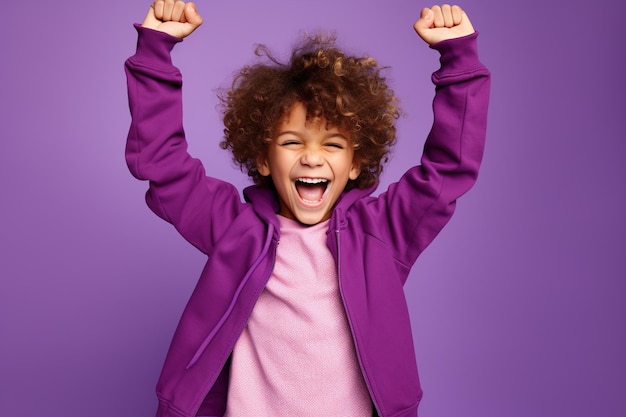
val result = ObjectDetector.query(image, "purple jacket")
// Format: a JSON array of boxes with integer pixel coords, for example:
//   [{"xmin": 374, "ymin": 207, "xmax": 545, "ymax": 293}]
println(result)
[{"xmin": 125, "ymin": 25, "xmax": 490, "ymax": 417}]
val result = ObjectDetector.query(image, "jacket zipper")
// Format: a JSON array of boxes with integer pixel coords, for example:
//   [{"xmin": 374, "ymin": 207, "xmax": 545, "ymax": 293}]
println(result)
[
  {"xmin": 186, "ymin": 222, "xmax": 276, "ymax": 369},
  {"xmin": 335, "ymin": 227, "xmax": 381, "ymax": 416},
  {"xmin": 190, "ymin": 225, "xmax": 278, "ymax": 417}
]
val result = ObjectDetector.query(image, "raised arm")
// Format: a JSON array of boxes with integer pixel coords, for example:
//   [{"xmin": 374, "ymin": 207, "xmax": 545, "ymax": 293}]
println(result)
[
  {"xmin": 368, "ymin": 5, "xmax": 490, "ymax": 272},
  {"xmin": 125, "ymin": 1, "xmax": 244, "ymax": 255}
]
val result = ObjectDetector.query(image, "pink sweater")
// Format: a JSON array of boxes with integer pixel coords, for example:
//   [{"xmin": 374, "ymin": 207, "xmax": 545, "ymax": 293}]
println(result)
[{"xmin": 225, "ymin": 216, "xmax": 372, "ymax": 416}]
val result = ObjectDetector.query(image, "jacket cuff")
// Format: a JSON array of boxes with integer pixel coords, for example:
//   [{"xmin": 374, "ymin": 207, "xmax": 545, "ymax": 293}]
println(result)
[
  {"xmin": 430, "ymin": 32, "xmax": 487, "ymax": 85},
  {"xmin": 130, "ymin": 23, "xmax": 183, "ymax": 68}
]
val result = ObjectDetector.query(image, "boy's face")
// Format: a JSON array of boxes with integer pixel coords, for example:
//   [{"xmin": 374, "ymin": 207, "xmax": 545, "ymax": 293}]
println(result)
[{"xmin": 258, "ymin": 102, "xmax": 361, "ymax": 225}]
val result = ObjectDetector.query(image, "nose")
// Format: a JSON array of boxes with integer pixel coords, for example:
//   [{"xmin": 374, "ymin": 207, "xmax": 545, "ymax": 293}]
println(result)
[{"xmin": 300, "ymin": 148, "xmax": 324, "ymax": 167}]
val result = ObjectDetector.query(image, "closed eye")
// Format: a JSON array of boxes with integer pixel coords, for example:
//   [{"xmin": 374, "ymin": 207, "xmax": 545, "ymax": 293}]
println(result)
[
  {"xmin": 279, "ymin": 140, "xmax": 303, "ymax": 147},
  {"xmin": 325, "ymin": 142, "xmax": 345, "ymax": 149}
]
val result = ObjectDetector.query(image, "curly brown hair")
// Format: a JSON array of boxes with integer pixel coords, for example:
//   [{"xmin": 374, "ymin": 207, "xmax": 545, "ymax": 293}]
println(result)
[{"xmin": 219, "ymin": 33, "xmax": 400, "ymax": 190}]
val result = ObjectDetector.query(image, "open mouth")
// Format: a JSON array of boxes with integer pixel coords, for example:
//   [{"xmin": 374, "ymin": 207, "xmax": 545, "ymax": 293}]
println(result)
[{"xmin": 295, "ymin": 178, "xmax": 329, "ymax": 204}]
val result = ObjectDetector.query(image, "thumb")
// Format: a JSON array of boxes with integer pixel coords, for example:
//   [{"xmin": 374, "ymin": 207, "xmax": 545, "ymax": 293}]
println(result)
[{"xmin": 183, "ymin": 2, "xmax": 203, "ymax": 28}]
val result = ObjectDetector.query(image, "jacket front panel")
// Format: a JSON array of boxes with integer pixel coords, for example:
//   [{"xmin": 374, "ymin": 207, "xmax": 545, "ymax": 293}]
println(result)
[{"xmin": 125, "ymin": 25, "xmax": 490, "ymax": 417}]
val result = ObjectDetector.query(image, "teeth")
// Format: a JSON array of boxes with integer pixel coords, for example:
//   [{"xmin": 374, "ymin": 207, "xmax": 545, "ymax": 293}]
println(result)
[{"xmin": 296, "ymin": 178, "xmax": 328, "ymax": 184}]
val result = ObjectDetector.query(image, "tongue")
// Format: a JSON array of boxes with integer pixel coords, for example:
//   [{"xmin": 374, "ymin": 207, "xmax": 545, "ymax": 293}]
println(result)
[{"xmin": 296, "ymin": 182, "xmax": 326, "ymax": 202}]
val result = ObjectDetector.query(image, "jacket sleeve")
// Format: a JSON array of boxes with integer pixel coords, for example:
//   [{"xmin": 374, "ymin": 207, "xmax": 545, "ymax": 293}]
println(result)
[
  {"xmin": 370, "ymin": 32, "xmax": 491, "ymax": 272},
  {"xmin": 124, "ymin": 24, "xmax": 243, "ymax": 255}
]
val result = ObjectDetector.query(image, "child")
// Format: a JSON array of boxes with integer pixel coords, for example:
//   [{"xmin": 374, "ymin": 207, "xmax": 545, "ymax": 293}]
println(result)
[{"xmin": 125, "ymin": 1, "xmax": 490, "ymax": 416}]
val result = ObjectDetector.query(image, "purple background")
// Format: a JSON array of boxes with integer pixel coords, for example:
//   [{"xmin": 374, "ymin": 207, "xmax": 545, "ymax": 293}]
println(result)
[{"xmin": 2, "ymin": 0, "xmax": 625, "ymax": 416}]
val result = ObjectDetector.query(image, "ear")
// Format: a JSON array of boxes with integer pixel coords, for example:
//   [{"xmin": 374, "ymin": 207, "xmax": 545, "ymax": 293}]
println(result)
[
  {"xmin": 257, "ymin": 156, "xmax": 271, "ymax": 177},
  {"xmin": 349, "ymin": 161, "xmax": 361, "ymax": 181}
]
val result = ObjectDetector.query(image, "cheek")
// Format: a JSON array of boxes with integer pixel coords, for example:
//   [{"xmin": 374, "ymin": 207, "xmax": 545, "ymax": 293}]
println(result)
[
  {"xmin": 342, "ymin": 153, "xmax": 359, "ymax": 179},
  {"xmin": 263, "ymin": 148, "xmax": 290, "ymax": 177}
]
